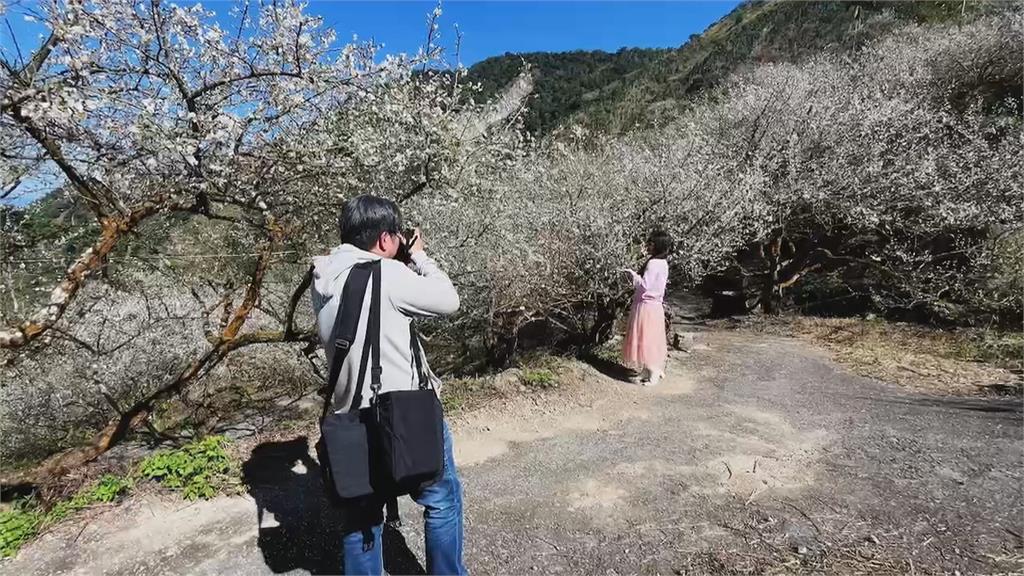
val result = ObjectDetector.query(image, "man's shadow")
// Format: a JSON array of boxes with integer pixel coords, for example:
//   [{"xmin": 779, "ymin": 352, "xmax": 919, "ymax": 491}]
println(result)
[{"xmin": 242, "ymin": 436, "xmax": 425, "ymax": 575}]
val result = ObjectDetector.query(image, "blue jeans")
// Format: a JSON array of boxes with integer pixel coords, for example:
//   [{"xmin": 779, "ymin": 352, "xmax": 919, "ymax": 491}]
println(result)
[{"xmin": 342, "ymin": 422, "xmax": 466, "ymax": 575}]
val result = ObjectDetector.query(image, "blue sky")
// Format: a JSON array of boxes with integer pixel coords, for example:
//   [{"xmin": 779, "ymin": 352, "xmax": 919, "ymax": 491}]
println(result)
[
  {"xmin": 318, "ymin": 1, "xmax": 742, "ymax": 66},
  {"xmin": 1, "ymin": 1, "xmax": 740, "ymax": 206},
  {"xmin": 4, "ymin": 1, "xmax": 741, "ymax": 67}
]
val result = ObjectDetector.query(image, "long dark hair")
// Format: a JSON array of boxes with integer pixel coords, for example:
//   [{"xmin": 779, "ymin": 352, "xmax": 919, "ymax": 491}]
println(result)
[{"xmin": 640, "ymin": 229, "xmax": 673, "ymax": 275}]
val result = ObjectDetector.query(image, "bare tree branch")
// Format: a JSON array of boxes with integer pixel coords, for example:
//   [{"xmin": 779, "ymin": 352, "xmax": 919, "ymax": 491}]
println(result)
[{"xmin": 0, "ymin": 195, "xmax": 189, "ymax": 348}]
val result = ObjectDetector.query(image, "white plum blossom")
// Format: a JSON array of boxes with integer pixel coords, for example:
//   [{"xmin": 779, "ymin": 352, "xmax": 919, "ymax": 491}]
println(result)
[{"xmin": 0, "ymin": 2, "xmax": 1019, "ymax": 477}]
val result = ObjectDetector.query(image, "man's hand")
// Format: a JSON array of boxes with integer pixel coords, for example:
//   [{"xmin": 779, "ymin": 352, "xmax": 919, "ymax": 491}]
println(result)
[{"xmin": 409, "ymin": 228, "xmax": 425, "ymax": 254}]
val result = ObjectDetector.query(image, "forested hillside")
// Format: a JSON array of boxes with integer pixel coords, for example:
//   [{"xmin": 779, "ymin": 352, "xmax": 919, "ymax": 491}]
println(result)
[{"xmin": 465, "ymin": 0, "xmax": 1005, "ymax": 133}]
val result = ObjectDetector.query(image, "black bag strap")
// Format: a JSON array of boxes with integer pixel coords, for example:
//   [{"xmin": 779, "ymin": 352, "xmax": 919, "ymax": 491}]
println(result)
[
  {"xmin": 351, "ymin": 260, "xmax": 385, "ymax": 411},
  {"xmin": 385, "ymin": 496, "xmax": 402, "ymax": 528},
  {"xmin": 409, "ymin": 324, "xmax": 431, "ymax": 390},
  {"xmin": 350, "ymin": 292, "xmax": 375, "ymax": 412},
  {"xmin": 322, "ymin": 262, "xmax": 374, "ymax": 416},
  {"xmin": 369, "ymin": 260, "xmax": 383, "ymax": 399}
]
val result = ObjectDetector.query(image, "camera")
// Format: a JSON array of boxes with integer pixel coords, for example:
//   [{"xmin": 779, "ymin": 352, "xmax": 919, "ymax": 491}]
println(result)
[{"xmin": 394, "ymin": 228, "xmax": 418, "ymax": 264}]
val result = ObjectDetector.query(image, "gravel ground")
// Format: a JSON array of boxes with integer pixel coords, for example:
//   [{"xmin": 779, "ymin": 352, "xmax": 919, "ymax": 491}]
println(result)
[{"xmin": 3, "ymin": 328, "xmax": 1021, "ymax": 575}]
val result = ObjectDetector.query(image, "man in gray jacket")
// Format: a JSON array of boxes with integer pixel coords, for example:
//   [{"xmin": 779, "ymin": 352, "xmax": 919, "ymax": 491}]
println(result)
[{"xmin": 311, "ymin": 195, "xmax": 466, "ymax": 575}]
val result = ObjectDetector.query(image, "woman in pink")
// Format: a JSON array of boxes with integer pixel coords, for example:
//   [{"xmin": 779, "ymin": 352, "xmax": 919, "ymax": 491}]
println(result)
[{"xmin": 622, "ymin": 229, "xmax": 672, "ymax": 385}]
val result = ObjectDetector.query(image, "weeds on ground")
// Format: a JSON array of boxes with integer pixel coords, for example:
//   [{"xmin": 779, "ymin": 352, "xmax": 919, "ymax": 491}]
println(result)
[
  {"xmin": 0, "ymin": 505, "xmax": 41, "ymax": 559},
  {"xmin": 45, "ymin": 475, "xmax": 132, "ymax": 524},
  {"xmin": 520, "ymin": 368, "xmax": 558, "ymax": 389},
  {"xmin": 591, "ymin": 340, "xmax": 623, "ymax": 366},
  {"xmin": 516, "ymin": 351, "xmax": 565, "ymax": 390},
  {"xmin": 138, "ymin": 435, "xmax": 236, "ymax": 500},
  {"xmin": 442, "ymin": 353, "xmax": 571, "ymax": 413},
  {"xmin": 0, "ymin": 436, "xmax": 238, "ymax": 558},
  {"xmin": 441, "ymin": 376, "xmax": 501, "ymax": 414},
  {"xmin": 726, "ymin": 315, "xmax": 1022, "ymax": 396},
  {"xmin": 0, "ymin": 474, "xmax": 131, "ymax": 558},
  {"xmin": 959, "ymin": 330, "xmax": 1024, "ymax": 373}
]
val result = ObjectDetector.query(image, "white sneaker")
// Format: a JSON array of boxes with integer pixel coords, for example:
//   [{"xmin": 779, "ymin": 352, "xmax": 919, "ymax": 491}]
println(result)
[{"xmin": 644, "ymin": 371, "xmax": 664, "ymax": 386}]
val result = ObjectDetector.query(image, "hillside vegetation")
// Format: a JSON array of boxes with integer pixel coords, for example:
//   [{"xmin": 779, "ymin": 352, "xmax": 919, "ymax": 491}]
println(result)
[
  {"xmin": 0, "ymin": 0, "xmax": 1019, "ymax": 487},
  {"xmin": 466, "ymin": 0, "xmax": 1005, "ymax": 133}
]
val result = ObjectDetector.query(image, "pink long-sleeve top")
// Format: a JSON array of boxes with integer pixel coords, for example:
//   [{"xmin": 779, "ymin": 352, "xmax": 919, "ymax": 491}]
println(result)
[{"xmin": 628, "ymin": 258, "xmax": 669, "ymax": 304}]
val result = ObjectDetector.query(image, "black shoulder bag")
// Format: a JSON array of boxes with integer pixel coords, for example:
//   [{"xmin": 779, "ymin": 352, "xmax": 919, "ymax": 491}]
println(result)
[
  {"xmin": 317, "ymin": 260, "xmax": 445, "ymax": 503},
  {"xmin": 316, "ymin": 261, "xmax": 376, "ymax": 501},
  {"xmin": 372, "ymin": 319, "xmax": 445, "ymax": 495}
]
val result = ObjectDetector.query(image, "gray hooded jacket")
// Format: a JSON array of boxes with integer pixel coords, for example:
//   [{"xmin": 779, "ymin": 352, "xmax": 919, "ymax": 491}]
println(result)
[{"xmin": 311, "ymin": 244, "xmax": 459, "ymax": 413}]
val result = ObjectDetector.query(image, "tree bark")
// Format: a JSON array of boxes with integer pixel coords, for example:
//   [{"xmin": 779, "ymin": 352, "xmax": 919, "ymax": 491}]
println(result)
[
  {"xmin": 759, "ymin": 235, "xmax": 783, "ymax": 315},
  {"xmin": 0, "ymin": 197, "xmax": 180, "ymax": 348},
  {"xmin": 0, "ymin": 236, "xmax": 314, "ymax": 491},
  {"xmin": 0, "ymin": 329, "xmax": 314, "ymax": 492}
]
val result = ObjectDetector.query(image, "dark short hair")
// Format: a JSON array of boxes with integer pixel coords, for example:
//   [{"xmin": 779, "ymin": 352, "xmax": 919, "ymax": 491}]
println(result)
[{"xmin": 338, "ymin": 195, "xmax": 403, "ymax": 250}]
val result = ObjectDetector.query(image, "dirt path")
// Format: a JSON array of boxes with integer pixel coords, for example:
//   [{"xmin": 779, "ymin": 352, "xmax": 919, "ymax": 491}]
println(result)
[{"xmin": 4, "ymin": 329, "xmax": 1022, "ymax": 575}]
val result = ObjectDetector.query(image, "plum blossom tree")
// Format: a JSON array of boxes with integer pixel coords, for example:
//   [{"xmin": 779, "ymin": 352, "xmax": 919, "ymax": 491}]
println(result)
[
  {"xmin": 694, "ymin": 14, "xmax": 1022, "ymax": 319},
  {"xmin": 1, "ymin": 2, "xmax": 1018, "ymax": 489},
  {"xmin": 0, "ymin": 0, "xmax": 530, "ymax": 485},
  {"xmin": 0, "ymin": 0, "xmax": 385, "ymax": 348}
]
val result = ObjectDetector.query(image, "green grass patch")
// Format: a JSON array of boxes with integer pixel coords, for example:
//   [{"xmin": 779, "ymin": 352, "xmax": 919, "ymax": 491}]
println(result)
[
  {"xmin": 512, "ymin": 348, "xmax": 569, "ymax": 387},
  {"xmin": 519, "ymin": 368, "xmax": 558, "ymax": 389},
  {"xmin": 45, "ymin": 475, "xmax": 132, "ymax": 525},
  {"xmin": 0, "ymin": 436, "xmax": 238, "ymax": 559},
  {"xmin": 0, "ymin": 474, "xmax": 132, "ymax": 558},
  {"xmin": 0, "ymin": 506, "xmax": 42, "ymax": 559},
  {"xmin": 960, "ymin": 330, "xmax": 1024, "ymax": 373},
  {"xmin": 590, "ymin": 339, "xmax": 623, "ymax": 366},
  {"xmin": 441, "ymin": 377, "xmax": 497, "ymax": 415},
  {"xmin": 137, "ymin": 436, "xmax": 235, "ymax": 500},
  {"xmin": 515, "ymin": 351, "xmax": 565, "ymax": 390}
]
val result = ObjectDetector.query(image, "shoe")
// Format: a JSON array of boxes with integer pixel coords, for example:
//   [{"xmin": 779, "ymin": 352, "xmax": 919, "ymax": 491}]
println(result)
[
  {"xmin": 644, "ymin": 371, "xmax": 663, "ymax": 386},
  {"xmin": 639, "ymin": 368, "xmax": 651, "ymax": 385}
]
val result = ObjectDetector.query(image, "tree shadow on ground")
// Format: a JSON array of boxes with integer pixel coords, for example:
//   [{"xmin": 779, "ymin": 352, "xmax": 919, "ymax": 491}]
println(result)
[
  {"xmin": 241, "ymin": 436, "xmax": 424, "ymax": 575},
  {"xmin": 858, "ymin": 394, "xmax": 1023, "ymax": 419},
  {"xmin": 580, "ymin": 353, "xmax": 635, "ymax": 383}
]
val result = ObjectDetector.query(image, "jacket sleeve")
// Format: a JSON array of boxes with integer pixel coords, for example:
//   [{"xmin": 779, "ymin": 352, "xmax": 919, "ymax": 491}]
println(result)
[
  {"xmin": 626, "ymin": 269, "xmax": 641, "ymax": 288},
  {"xmin": 633, "ymin": 261, "xmax": 668, "ymax": 292},
  {"xmin": 388, "ymin": 252, "xmax": 461, "ymax": 317}
]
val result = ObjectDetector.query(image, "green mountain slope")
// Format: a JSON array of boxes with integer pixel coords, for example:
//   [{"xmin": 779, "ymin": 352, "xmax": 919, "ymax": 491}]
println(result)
[
  {"xmin": 463, "ymin": 48, "xmax": 671, "ymax": 134},
  {"xmin": 465, "ymin": 0, "xmax": 1001, "ymax": 134}
]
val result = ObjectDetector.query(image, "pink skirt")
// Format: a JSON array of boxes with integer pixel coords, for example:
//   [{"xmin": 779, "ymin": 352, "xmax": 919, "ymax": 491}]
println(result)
[{"xmin": 622, "ymin": 300, "xmax": 667, "ymax": 374}]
